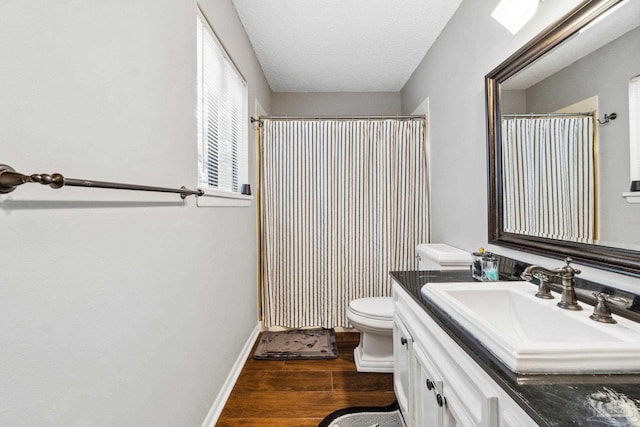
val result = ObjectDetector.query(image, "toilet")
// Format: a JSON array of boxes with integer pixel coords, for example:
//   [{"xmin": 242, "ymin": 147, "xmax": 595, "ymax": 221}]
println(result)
[
  {"xmin": 347, "ymin": 297, "xmax": 395, "ymax": 373},
  {"xmin": 415, "ymin": 243, "xmax": 474, "ymax": 271},
  {"xmin": 347, "ymin": 243, "xmax": 473, "ymax": 373}
]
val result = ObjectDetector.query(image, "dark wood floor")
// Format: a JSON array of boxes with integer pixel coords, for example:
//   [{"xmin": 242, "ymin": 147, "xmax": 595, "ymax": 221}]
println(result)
[{"xmin": 216, "ymin": 332, "xmax": 397, "ymax": 426}]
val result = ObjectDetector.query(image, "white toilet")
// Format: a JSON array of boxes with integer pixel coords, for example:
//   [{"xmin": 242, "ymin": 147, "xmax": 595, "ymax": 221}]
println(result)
[
  {"xmin": 347, "ymin": 243, "xmax": 473, "ymax": 373},
  {"xmin": 415, "ymin": 243, "xmax": 474, "ymax": 271},
  {"xmin": 347, "ymin": 297, "xmax": 395, "ymax": 373}
]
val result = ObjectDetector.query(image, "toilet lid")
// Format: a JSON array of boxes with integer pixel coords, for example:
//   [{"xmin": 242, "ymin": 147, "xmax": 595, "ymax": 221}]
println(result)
[{"xmin": 349, "ymin": 297, "xmax": 394, "ymax": 320}]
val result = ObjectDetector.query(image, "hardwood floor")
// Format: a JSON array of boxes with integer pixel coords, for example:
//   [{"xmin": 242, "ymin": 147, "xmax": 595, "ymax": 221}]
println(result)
[{"xmin": 216, "ymin": 332, "xmax": 397, "ymax": 426}]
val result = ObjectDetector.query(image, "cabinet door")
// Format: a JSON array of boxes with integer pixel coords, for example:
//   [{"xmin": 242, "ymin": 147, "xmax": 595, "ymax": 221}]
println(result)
[
  {"xmin": 413, "ymin": 343, "xmax": 444, "ymax": 427},
  {"xmin": 393, "ymin": 314, "xmax": 413, "ymax": 427}
]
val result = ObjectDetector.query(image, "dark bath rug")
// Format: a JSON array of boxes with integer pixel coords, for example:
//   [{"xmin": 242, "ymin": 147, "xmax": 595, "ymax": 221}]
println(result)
[{"xmin": 253, "ymin": 328, "xmax": 338, "ymax": 360}]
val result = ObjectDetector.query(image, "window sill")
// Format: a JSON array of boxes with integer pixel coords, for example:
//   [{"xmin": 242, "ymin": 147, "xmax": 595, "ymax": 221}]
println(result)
[
  {"xmin": 196, "ymin": 189, "xmax": 253, "ymax": 207},
  {"xmin": 622, "ymin": 192, "xmax": 640, "ymax": 204}
]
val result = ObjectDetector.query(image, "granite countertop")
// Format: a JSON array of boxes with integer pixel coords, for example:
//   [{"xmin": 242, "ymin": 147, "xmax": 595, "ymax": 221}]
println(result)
[{"xmin": 390, "ymin": 270, "xmax": 640, "ymax": 426}]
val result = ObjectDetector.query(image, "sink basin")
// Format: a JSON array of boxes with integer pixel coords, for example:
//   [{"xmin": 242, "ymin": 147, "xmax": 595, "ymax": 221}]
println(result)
[{"xmin": 421, "ymin": 282, "xmax": 640, "ymax": 374}]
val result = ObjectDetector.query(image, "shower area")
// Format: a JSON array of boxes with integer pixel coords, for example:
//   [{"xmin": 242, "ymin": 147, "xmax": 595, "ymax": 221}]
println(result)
[{"xmin": 256, "ymin": 116, "xmax": 429, "ymax": 328}]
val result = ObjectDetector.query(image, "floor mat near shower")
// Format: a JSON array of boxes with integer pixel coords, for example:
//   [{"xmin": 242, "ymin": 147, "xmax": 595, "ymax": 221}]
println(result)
[{"xmin": 253, "ymin": 328, "xmax": 339, "ymax": 360}]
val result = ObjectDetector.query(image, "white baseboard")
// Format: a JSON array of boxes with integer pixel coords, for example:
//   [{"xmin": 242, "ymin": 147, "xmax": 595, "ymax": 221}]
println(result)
[{"xmin": 200, "ymin": 323, "xmax": 261, "ymax": 427}]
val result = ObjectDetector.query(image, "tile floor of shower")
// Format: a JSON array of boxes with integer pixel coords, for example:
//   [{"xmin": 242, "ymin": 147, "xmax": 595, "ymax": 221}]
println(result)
[{"xmin": 216, "ymin": 332, "xmax": 397, "ymax": 426}]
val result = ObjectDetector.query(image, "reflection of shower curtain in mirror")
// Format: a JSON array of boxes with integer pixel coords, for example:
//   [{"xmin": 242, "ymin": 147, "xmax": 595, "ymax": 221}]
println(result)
[
  {"xmin": 501, "ymin": 116, "xmax": 595, "ymax": 243},
  {"xmin": 260, "ymin": 119, "xmax": 428, "ymax": 328}
]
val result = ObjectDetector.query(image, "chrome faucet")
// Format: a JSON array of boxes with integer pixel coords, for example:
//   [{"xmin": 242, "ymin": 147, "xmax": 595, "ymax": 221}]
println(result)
[{"xmin": 521, "ymin": 257, "xmax": 582, "ymax": 310}]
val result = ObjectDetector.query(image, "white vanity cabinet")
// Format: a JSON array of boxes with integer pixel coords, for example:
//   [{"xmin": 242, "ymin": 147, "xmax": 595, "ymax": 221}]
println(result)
[{"xmin": 392, "ymin": 281, "xmax": 538, "ymax": 427}]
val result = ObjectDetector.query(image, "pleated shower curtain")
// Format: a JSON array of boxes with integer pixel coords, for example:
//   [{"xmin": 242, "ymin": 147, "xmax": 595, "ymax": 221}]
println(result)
[
  {"xmin": 260, "ymin": 118, "xmax": 428, "ymax": 328},
  {"xmin": 501, "ymin": 116, "xmax": 595, "ymax": 243}
]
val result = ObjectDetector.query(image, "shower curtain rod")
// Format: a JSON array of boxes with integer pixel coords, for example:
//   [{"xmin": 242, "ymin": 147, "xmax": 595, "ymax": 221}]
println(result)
[
  {"xmin": 503, "ymin": 112, "xmax": 594, "ymax": 118},
  {"xmin": 250, "ymin": 114, "xmax": 424, "ymax": 126},
  {"xmin": 0, "ymin": 164, "xmax": 204, "ymax": 199}
]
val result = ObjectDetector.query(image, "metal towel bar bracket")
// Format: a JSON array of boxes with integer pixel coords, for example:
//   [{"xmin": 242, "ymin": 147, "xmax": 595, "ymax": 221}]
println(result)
[{"xmin": 0, "ymin": 164, "xmax": 204, "ymax": 199}]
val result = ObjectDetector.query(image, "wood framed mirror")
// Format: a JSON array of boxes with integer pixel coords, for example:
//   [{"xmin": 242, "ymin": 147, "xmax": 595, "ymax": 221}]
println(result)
[{"xmin": 486, "ymin": 0, "xmax": 640, "ymax": 276}]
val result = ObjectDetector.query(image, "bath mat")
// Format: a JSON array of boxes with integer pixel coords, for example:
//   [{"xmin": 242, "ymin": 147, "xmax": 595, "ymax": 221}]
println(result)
[
  {"xmin": 318, "ymin": 401, "xmax": 403, "ymax": 427},
  {"xmin": 253, "ymin": 328, "xmax": 338, "ymax": 360}
]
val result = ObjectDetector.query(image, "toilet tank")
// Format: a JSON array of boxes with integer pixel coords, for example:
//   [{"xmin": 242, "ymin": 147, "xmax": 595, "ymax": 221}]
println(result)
[{"xmin": 416, "ymin": 243, "xmax": 472, "ymax": 271}]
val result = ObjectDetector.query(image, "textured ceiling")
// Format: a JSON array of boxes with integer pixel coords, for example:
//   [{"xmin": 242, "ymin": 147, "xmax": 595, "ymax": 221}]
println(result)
[{"xmin": 231, "ymin": 0, "xmax": 462, "ymax": 92}]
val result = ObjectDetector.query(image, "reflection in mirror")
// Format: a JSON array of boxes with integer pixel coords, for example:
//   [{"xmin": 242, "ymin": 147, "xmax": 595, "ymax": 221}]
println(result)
[
  {"xmin": 500, "ymin": 112, "xmax": 596, "ymax": 244},
  {"xmin": 486, "ymin": 0, "xmax": 640, "ymax": 276}
]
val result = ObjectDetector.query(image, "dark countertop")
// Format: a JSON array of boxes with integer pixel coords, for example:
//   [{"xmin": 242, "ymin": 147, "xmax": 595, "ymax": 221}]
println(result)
[{"xmin": 390, "ymin": 270, "xmax": 640, "ymax": 427}]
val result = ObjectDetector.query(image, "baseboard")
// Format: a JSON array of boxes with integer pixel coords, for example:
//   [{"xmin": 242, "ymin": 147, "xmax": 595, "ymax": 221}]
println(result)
[{"xmin": 200, "ymin": 323, "xmax": 261, "ymax": 427}]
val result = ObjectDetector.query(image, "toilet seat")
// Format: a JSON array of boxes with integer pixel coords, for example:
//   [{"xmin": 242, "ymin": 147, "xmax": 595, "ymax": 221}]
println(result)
[
  {"xmin": 348, "ymin": 297, "xmax": 393, "ymax": 321},
  {"xmin": 347, "ymin": 297, "xmax": 394, "ymax": 334}
]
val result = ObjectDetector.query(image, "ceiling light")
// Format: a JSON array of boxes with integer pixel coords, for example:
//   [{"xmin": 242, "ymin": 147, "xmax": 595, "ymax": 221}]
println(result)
[{"xmin": 492, "ymin": 0, "xmax": 539, "ymax": 34}]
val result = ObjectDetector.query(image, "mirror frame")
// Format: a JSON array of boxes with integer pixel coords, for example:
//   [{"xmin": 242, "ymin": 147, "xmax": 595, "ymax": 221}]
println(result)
[{"xmin": 486, "ymin": 0, "xmax": 640, "ymax": 277}]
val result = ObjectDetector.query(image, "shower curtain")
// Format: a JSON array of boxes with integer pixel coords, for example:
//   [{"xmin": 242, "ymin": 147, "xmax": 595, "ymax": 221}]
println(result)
[
  {"xmin": 259, "ymin": 118, "xmax": 428, "ymax": 328},
  {"xmin": 501, "ymin": 115, "xmax": 595, "ymax": 243}
]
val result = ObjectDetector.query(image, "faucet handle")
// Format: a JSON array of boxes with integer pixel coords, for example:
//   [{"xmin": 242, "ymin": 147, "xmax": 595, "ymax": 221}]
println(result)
[
  {"xmin": 589, "ymin": 292, "xmax": 617, "ymax": 324},
  {"xmin": 563, "ymin": 257, "xmax": 581, "ymax": 275},
  {"xmin": 532, "ymin": 272, "xmax": 554, "ymax": 299}
]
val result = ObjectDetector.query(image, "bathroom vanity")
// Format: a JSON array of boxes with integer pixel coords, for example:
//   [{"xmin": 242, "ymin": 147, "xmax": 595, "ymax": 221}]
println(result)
[
  {"xmin": 392, "ymin": 270, "xmax": 640, "ymax": 426},
  {"xmin": 399, "ymin": 2, "xmax": 640, "ymax": 425}
]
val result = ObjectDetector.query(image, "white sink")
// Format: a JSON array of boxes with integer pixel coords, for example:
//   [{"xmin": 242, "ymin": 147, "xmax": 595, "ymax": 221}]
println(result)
[{"xmin": 421, "ymin": 282, "xmax": 640, "ymax": 374}]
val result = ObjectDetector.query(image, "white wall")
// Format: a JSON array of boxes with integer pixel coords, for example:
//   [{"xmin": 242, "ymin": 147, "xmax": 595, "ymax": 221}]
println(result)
[
  {"xmin": 272, "ymin": 91, "xmax": 401, "ymax": 116},
  {"xmin": 0, "ymin": 1, "xmax": 270, "ymax": 426},
  {"xmin": 401, "ymin": 0, "xmax": 640, "ymax": 291}
]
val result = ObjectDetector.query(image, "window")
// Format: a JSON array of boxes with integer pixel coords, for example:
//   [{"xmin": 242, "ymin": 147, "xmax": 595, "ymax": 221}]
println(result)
[{"xmin": 196, "ymin": 10, "xmax": 248, "ymax": 196}]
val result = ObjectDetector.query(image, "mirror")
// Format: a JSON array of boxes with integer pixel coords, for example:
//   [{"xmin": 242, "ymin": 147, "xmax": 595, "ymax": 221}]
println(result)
[{"xmin": 486, "ymin": 0, "xmax": 640, "ymax": 277}]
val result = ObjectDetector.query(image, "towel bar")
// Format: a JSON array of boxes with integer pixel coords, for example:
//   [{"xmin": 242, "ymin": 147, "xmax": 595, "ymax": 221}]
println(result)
[{"xmin": 0, "ymin": 164, "xmax": 204, "ymax": 199}]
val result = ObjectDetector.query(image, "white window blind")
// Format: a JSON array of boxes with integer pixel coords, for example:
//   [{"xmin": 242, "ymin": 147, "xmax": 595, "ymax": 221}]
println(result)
[
  {"xmin": 630, "ymin": 75, "xmax": 640, "ymax": 182},
  {"xmin": 196, "ymin": 11, "xmax": 248, "ymax": 194}
]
